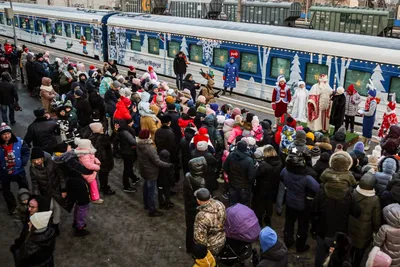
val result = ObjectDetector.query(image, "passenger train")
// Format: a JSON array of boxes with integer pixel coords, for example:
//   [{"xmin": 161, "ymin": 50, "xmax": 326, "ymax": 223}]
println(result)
[{"xmin": 0, "ymin": 3, "xmax": 399, "ymax": 126}]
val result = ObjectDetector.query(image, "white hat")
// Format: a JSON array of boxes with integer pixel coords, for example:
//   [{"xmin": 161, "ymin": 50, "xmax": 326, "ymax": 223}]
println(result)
[
  {"xmin": 336, "ymin": 87, "xmax": 345, "ymax": 95},
  {"xmin": 277, "ymin": 75, "xmax": 286, "ymax": 83},
  {"xmin": 197, "ymin": 141, "xmax": 208, "ymax": 152},
  {"xmin": 298, "ymin": 81, "xmax": 305, "ymax": 87},
  {"xmin": 30, "ymin": 211, "xmax": 52, "ymax": 230},
  {"xmin": 74, "ymin": 138, "xmax": 92, "ymax": 149},
  {"xmin": 244, "ymin": 136, "xmax": 256, "ymax": 146},
  {"xmin": 319, "ymin": 74, "xmax": 328, "ymax": 82}
]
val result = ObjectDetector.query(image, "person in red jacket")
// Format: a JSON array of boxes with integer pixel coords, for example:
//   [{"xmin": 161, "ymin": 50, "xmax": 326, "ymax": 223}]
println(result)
[
  {"xmin": 272, "ymin": 75, "xmax": 291, "ymax": 128},
  {"xmin": 114, "ymin": 96, "xmax": 132, "ymax": 121}
]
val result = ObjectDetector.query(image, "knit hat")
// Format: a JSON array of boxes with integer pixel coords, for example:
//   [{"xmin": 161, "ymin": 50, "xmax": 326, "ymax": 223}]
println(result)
[
  {"xmin": 41, "ymin": 77, "xmax": 51, "ymax": 86},
  {"xmin": 0, "ymin": 123, "xmax": 12, "ymax": 135},
  {"xmin": 34, "ymin": 107, "xmax": 46, "ymax": 118},
  {"xmin": 286, "ymin": 117, "xmax": 297, "ymax": 128},
  {"xmin": 192, "ymin": 243, "xmax": 208, "ymax": 260},
  {"xmin": 368, "ymin": 87, "xmax": 377, "ymax": 98},
  {"xmin": 197, "ymin": 95, "xmax": 206, "ymax": 104},
  {"xmin": 53, "ymin": 142, "xmax": 68, "ymax": 153},
  {"xmin": 236, "ymin": 140, "xmax": 248, "ymax": 152},
  {"xmin": 187, "ymin": 107, "xmax": 197, "ymax": 117},
  {"xmin": 231, "ymin": 108, "xmax": 241, "ymax": 119},
  {"xmin": 129, "ymin": 65, "xmax": 135, "ymax": 71},
  {"xmin": 197, "ymin": 105, "xmax": 206, "ymax": 115},
  {"xmin": 194, "ymin": 188, "xmax": 211, "ymax": 201},
  {"xmin": 296, "ymin": 130, "xmax": 306, "ymax": 142},
  {"xmin": 253, "ymin": 150, "xmax": 263, "ymax": 161},
  {"xmin": 306, "ymin": 132, "xmax": 315, "ymax": 142},
  {"xmin": 74, "ymin": 138, "xmax": 92, "ymax": 150},
  {"xmin": 138, "ymin": 129, "xmax": 150, "ymax": 140},
  {"xmin": 197, "ymin": 141, "xmax": 208, "ymax": 152},
  {"xmin": 206, "ymin": 107, "xmax": 215, "ymax": 116},
  {"xmin": 359, "ymin": 172, "xmax": 376, "ymax": 191},
  {"xmin": 64, "ymin": 100, "xmax": 73, "ymax": 108},
  {"xmin": 148, "ymin": 66, "xmax": 153, "ymax": 72},
  {"xmin": 18, "ymin": 188, "xmax": 30, "ymax": 202},
  {"xmin": 89, "ymin": 122, "xmax": 103, "ymax": 134},
  {"xmin": 112, "ymin": 81, "xmax": 121, "ymax": 89},
  {"xmin": 311, "ymin": 146, "xmax": 321, "ymax": 157},
  {"xmin": 329, "ymin": 151, "xmax": 353, "ymax": 171},
  {"xmin": 210, "ymin": 103, "xmax": 219, "ymax": 112},
  {"xmin": 165, "ymin": 96, "xmax": 175, "ymax": 104},
  {"xmin": 74, "ymin": 89, "xmax": 83, "ymax": 97},
  {"xmin": 336, "ymin": 87, "xmax": 345, "ymax": 95},
  {"xmin": 354, "ymin": 141, "xmax": 365, "ymax": 153},
  {"xmin": 89, "ymin": 65, "xmax": 96, "ymax": 70},
  {"xmin": 259, "ymin": 227, "xmax": 278, "ymax": 253},
  {"xmin": 159, "ymin": 114, "xmax": 171, "ymax": 124},
  {"xmin": 31, "ymin": 147, "xmax": 44, "ymax": 160},
  {"xmin": 30, "ymin": 211, "xmax": 52, "ymax": 230},
  {"xmin": 187, "ymin": 100, "xmax": 194, "ymax": 107},
  {"xmin": 366, "ymin": 246, "xmax": 392, "ymax": 267},
  {"xmin": 243, "ymin": 137, "xmax": 256, "ymax": 147}
]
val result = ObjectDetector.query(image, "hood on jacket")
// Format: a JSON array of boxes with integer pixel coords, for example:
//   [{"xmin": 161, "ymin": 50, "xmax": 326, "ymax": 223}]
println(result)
[
  {"xmin": 184, "ymin": 127, "xmax": 196, "ymax": 141},
  {"xmin": 159, "ymin": 149, "xmax": 170, "ymax": 162},
  {"xmin": 231, "ymin": 150, "xmax": 250, "ymax": 162},
  {"xmin": 197, "ymin": 198, "xmax": 224, "ymax": 216},
  {"xmin": 382, "ymin": 203, "xmax": 400, "ymax": 228},
  {"xmin": 260, "ymin": 226, "xmax": 277, "ymax": 252},
  {"xmin": 316, "ymin": 142, "xmax": 333, "ymax": 152},
  {"xmin": 366, "ymin": 246, "xmax": 392, "ymax": 267},
  {"xmin": 188, "ymin": 156, "xmax": 207, "ymax": 176},
  {"xmin": 378, "ymin": 156, "xmax": 399, "ymax": 175},
  {"xmin": 140, "ymin": 91, "xmax": 151, "ymax": 103},
  {"xmin": 18, "ymin": 188, "xmax": 31, "ymax": 202},
  {"xmin": 329, "ymin": 151, "xmax": 353, "ymax": 171},
  {"xmin": 260, "ymin": 239, "xmax": 288, "ymax": 262},
  {"xmin": 334, "ymin": 130, "xmax": 346, "ymax": 142}
]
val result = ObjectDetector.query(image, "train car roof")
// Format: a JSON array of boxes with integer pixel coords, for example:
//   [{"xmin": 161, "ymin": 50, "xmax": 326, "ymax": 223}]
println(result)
[
  {"xmin": 0, "ymin": 3, "xmax": 110, "ymax": 24},
  {"xmin": 108, "ymin": 14, "xmax": 400, "ymax": 65},
  {"xmin": 223, "ymin": 0, "xmax": 297, "ymax": 7},
  {"xmin": 310, "ymin": 5, "xmax": 391, "ymax": 15}
]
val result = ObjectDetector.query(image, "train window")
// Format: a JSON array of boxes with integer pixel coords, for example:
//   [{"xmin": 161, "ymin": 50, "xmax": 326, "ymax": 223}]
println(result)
[
  {"xmin": 148, "ymin": 38, "xmax": 159, "ymax": 55},
  {"xmin": 29, "ymin": 19, "xmax": 34, "ymax": 31},
  {"xmin": 213, "ymin": 48, "xmax": 229, "ymax": 68},
  {"xmin": 55, "ymin": 23, "xmax": 62, "ymax": 36},
  {"xmin": 75, "ymin": 26, "xmax": 81, "ymax": 39},
  {"xmin": 168, "ymin": 41, "xmax": 180, "ymax": 58},
  {"xmin": 131, "ymin": 36, "xmax": 141, "ymax": 51},
  {"xmin": 84, "ymin": 27, "xmax": 92, "ymax": 42},
  {"xmin": 189, "ymin": 45, "xmax": 202, "ymax": 63},
  {"xmin": 45, "ymin": 22, "xmax": 51, "ymax": 34},
  {"xmin": 240, "ymin": 53, "xmax": 257, "ymax": 74},
  {"xmin": 0, "ymin": 14, "xmax": 4, "ymax": 24},
  {"xmin": 19, "ymin": 17, "xmax": 27, "ymax": 29},
  {"xmin": 64, "ymin": 24, "xmax": 72, "ymax": 38},
  {"xmin": 14, "ymin": 16, "xmax": 18, "ymax": 27},
  {"xmin": 389, "ymin": 77, "xmax": 400, "ymax": 103},
  {"xmin": 270, "ymin": 57, "xmax": 290, "ymax": 80},
  {"xmin": 344, "ymin": 69, "xmax": 371, "ymax": 97},
  {"xmin": 6, "ymin": 18, "xmax": 11, "ymax": 26},
  {"xmin": 305, "ymin": 63, "xmax": 328, "ymax": 86},
  {"xmin": 36, "ymin": 21, "xmax": 43, "ymax": 32}
]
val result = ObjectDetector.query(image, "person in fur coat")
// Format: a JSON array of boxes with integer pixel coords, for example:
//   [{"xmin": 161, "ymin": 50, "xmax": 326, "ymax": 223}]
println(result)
[
  {"xmin": 74, "ymin": 138, "xmax": 103, "ymax": 204},
  {"xmin": 40, "ymin": 77, "xmax": 56, "ymax": 113}
]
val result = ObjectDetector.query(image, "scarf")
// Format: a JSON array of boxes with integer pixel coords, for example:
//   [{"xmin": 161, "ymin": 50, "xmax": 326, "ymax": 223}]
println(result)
[{"xmin": 365, "ymin": 96, "xmax": 376, "ymax": 111}]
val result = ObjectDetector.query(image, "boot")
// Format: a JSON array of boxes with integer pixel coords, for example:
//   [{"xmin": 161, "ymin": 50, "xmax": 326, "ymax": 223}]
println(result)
[
  {"xmin": 149, "ymin": 210, "xmax": 164, "ymax": 217},
  {"xmin": 75, "ymin": 228, "xmax": 90, "ymax": 237},
  {"xmin": 364, "ymin": 138, "xmax": 371, "ymax": 151},
  {"xmin": 230, "ymin": 88, "xmax": 233, "ymax": 96}
]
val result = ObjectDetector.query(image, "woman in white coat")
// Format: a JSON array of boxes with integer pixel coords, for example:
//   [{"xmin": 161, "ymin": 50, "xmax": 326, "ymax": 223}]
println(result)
[{"xmin": 289, "ymin": 81, "xmax": 308, "ymax": 123}]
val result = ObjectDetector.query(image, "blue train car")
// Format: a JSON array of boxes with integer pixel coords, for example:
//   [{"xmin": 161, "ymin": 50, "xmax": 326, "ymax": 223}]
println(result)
[{"xmin": 0, "ymin": 3, "xmax": 116, "ymax": 61}]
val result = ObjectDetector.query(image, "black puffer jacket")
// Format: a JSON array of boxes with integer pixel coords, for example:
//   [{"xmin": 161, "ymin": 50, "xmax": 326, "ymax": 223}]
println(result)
[
  {"xmin": 155, "ymin": 125, "xmax": 178, "ymax": 162},
  {"xmin": 180, "ymin": 127, "xmax": 196, "ymax": 174},
  {"xmin": 104, "ymin": 89, "xmax": 119, "ymax": 116},
  {"xmin": 26, "ymin": 60, "xmax": 36, "ymax": 86},
  {"xmin": 75, "ymin": 98, "xmax": 92, "ymax": 127},
  {"xmin": 183, "ymin": 157, "xmax": 206, "ymax": 221},
  {"xmin": 166, "ymin": 110, "xmax": 181, "ymax": 145},
  {"xmin": 223, "ymin": 150, "xmax": 255, "ymax": 189},
  {"xmin": 182, "ymin": 77, "xmax": 200, "ymax": 100},
  {"xmin": 191, "ymin": 149, "xmax": 218, "ymax": 191},
  {"xmin": 16, "ymin": 227, "xmax": 56, "ymax": 267},
  {"xmin": 30, "ymin": 153, "xmax": 66, "ymax": 205},
  {"xmin": 0, "ymin": 79, "xmax": 18, "ymax": 105},
  {"xmin": 173, "ymin": 55, "xmax": 187, "ymax": 75},
  {"xmin": 89, "ymin": 91, "xmax": 105, "ymax": 121},
  {"xmin": 254, "ymin": 156, "xmax": 283, "ymax": 196},
  {"xmin": 117, "ymin": 120, "xmax": 137, "ymax": 157},
  {"xmin": 89, "ymin": 132, "xmax": 115, "ymax": 172},
  {"xmin": 136, "ymin": 138, "xmax": 171, "ymax": 181},
  {"xmin": 24, "ymin": 117, "xmax": 59, "ymax": 153},
  {"xmin": 313, "ymin": 152, "xmax": 330, "ymax": 182},
  {"xmin": 381, "ymin": 173, "xmax": 400, "ymax": 208},
  {"xmin": 257, "ymin": 240, "xmax": 288, "ymax": 267}
]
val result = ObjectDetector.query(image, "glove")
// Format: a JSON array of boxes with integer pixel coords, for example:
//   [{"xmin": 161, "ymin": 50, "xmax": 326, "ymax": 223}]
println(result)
[
  {"xmin": 213, "ymin": 92, "xmax": 220, "ymax": 98},
  {"xmin": 236, "ymin": 77, "xmax": 239, "ymax": 82},
  {"xmin": 272, "ymin": 103, "xmax": 276, "ymax": 111},
  {"xmin": 223, "ymin": 76, "xmax": 226, "ymax": 81}
]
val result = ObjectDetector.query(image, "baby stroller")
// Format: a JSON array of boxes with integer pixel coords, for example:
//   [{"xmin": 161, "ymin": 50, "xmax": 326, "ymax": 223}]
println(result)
[{"xmin": 217, "ymin": 204, "xmax": 261, "ymax": 267}]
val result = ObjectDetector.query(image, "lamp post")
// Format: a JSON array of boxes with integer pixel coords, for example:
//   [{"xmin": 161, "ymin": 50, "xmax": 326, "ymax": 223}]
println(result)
[{"xmin": 9, "ymin": 0, "xmax": 18, "ymax": 46}]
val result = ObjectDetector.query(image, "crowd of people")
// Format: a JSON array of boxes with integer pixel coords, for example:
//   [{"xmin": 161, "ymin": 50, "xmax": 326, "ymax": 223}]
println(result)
[{"xmin": 1, "ymin": 42, "xmax": 400, "ymax": 267}]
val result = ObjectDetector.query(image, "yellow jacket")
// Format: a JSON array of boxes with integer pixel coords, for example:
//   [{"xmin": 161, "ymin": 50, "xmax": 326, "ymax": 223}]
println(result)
[{"xmin": 193, "ymin": 250, "xmax": 216, "ymax": 267}]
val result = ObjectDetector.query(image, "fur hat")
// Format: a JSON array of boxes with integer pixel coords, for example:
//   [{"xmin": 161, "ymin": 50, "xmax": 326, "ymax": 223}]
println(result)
[
  {"xmin": 197, "ymin": 105, "xmax": 206, "ymax": 115},
  {"xmin": 336, "ymin": 87, "xmax": 345, "ymax": 95},
  {"xmin": 366, "ymin": 246, "xmax": 392, "ymax": 267},
  {"xmin": 138, "ymin": 129, "xmax": 150, "ymax": 140},
  {"xmin": 329, "ymin": 151, "xmax": 353, "ymax": 171},
  {"xmin": 30, "ymin": 211, "xmax": 52, "ymax": 230},
  {"xmin": 41, "ymin": 77, "xmax": 52, "ymax": 86},
  {"xmin": 89, "ymin": 122, "xmax": 103, "ymax": 134},
  {"xmin": 197, "ymin": 141, "xmax": 208, "ymax": 152},
  {"xmin": 165, "ymin": 96, "xmax": 175, "ymax": 104},
  {"xmin": 197, "ymin": 95, "xmax": 206, "ymax": 104}
]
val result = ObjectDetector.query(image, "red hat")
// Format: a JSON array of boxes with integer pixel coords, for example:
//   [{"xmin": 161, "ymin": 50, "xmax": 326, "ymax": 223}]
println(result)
[
  {"xmin": 121, "ymin": 96, "xmax": 131, "ymax": 108},
  {"xmin": 138, "ymin": 129, "xmax": 150, "ymax": 140},
  {"xmin": 286, "ymin": 116, "xmax": 297, "ymax": 128},
  {"xmin": 89, "ymin": 65, "xmax": 96, "ymax": 70},
  {"xmin": 129, "ymin": 65, "xmax": 135, "ymax": 71},
  {"xmin": 347, "ymin": 84, "xmax": 357, "ymax": 95},
  {"xmin": 388, "ymin": 101, "xmax": 396, "ymax": 111},
  {"xmin": 148, "ymin": 66, "xmax": 153, "ymax": 72},
  {"xmin": 23, "ymin": 47, "xmax": 29, "ymax": 52},
  {"xmin": 199, "ymin": 127, "xmax": 208, "ymax": 136}
]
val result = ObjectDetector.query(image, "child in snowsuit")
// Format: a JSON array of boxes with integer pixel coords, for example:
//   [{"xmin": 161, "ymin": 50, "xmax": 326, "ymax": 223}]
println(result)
[{"xmin": 74, "ymin": 138, "xmax": 103, "ymax": 204}]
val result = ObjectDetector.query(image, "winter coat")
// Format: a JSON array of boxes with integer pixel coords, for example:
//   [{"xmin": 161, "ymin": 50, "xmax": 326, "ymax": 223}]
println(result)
[
  {"xmin": 320, "ymin": 168, "xmax": 357, "ymax": 200},
  {"xmin": 315, "ymin": 142, "xmax": 333, "ymax": 155},
  {"xmin": 104, "ymin": 89, "xmax": 119, "ymax": 116},
  {"xmin": 99, "ymin": 73, "xmax": 114, "ymax": 95},
  {"xmin": 374, "ymin": 204, "xmax": 400, "ymax": 266},
  {"xmin": 113, "ymin": 101, "xmax": 131, "ymax": 121},
  {"xmin": 117, "ymin": 121, "xmax": 137, "ymax": 157},
  {"xmin": 223, "ymin": 150, "xmax": 255, "ymax": 189},
  {"xmin": 202, "ymin": 114, "xmax": 222, "ymax": 149},
  {"xmin": 183, "ymin": 157, "xmax": 206, "ymax": 224},
  {"xmin": 183, "ymin": 78, "xmax": 199, "ymax": 101},
  {"xmin": 223, "ymin": 60, "xmax": 239, "ymax": 88},
  {"xmin": 375, "ymin": 156, "xmax": 400, "ymax": 195},
  {"xmin": 228, "ymin": 126, "xmax": 243, "ymax": 145},
  {"xmin": 155, "ymin": 125, "xmax": 178, "ymax": 163},
  {"xmin": 89, "ymin": 133, "xmax": 115, "ymax": 172},
  {"xmin": 313, "ymin": 186, "xmax": 361, "ymax": 239},
  {"xmin": 193, "ymin": 250, "xmax": 216, "ymax": 267},
  {"xmin": 15, "ymin": 227, "xmax": 56, "ymax": 267},
  {"xmin": 254, "ymin": 156, "xmax": 283, "ymax": 198},
  {"xmin": 348, "ymin": 189, "xmax": 381, "ymax": 249},
  {"xmin": 166, "ymin": 110, "xmax": 181, "ymax": 144},
  {"xmin": 34, "ymin": 61, "xmax": 48, "ymax": 87},
  {"xmin": 0, "ymin": 79, "xmax": 18, "ymax": 106},
  {"xmin": 58, "ymin": 71, "xmax": 76, "ymax": 95},
  {"xmin": 136, "ymin": 138, "xmax": 171, "ymax": 181},
  {"xmin": 330, "ymin": 94, "xmax": 346, "ymax": 127},
  {"xmin": 330, "ymin": 130, "xmax": 348, "ymax": 152},
  {"xmin": 281, "ymin": 168, "xmax": 320, "ymax": 211},
  {"xmin": 26, "ymin": 60, "xmax": 36, "ymax": 86},
  {"xmin": 24, "ymin": 117, "xmax": 59, "ymax": 154},
  {"xmin": 75, "ymin": 98, "xmax": 92, "ymax": 127},
  {"xmin": 200, "ymin": 85, "xmax": 216, "ymax": 104},
  {"xmin": 40, "ymin": 85, "xmax": 56, "ymax": 113},
  {"xmin": 140, "ymin": 115, "xmax": 160, "ymax": 141},
  {"xmin": 257, "ymin": 240, "xmax": 288, "ymax": 267},
  {"xmin": 76, "ymin": 152, "xmax": 100, "ymax": 183},
  {"xmin": 286, "ymin": 139, "xmax": 312, "ymax": 167},
  {"xmin": 173, "ymin": 55, "xmax": 187, "ymax": 75},
  {"xmin": 345, "ymin": 92, "xmax": 361, "ymax": 117},
  {"xmin": 191, "ymin": 149, "xmax": 218, "ymax": 191},
  {"xmin": 53, "ymin": 151, "xmax": 93, "ymax": 206},
  {"xmin": 180, "ymin": 128, "xmax": 196, "ymax": 173},
  {"xmin": 194, "ymin": 199, "xmax": 227, "ymax": 255},
  {"xmin": 0, "ymin": 135, "xmax": 30, "ymax": 176},
  {"xmin": 30, "ymin": 153, "xmax": 66, "ymax": 206},
  {"xmin": 382, "ymin": 173, "xmax": 400, "ymax": 208},
  {"xmin": 0, "ymin": 58, "xmax": 11, "ymax": 75},
  {"xmin": 89, "ymin": 91, "xmax": 105, "ymax": 120},
  {"xmin": 312, "ymin": 152, "xmax": 330, "ymax": 182},
  {"xmin": 158, "ymin": 150, "xmax": 173, "ymax": 188}
]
